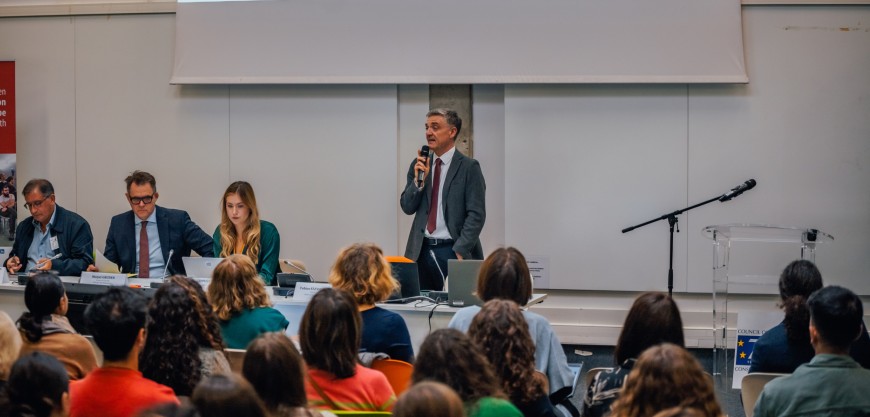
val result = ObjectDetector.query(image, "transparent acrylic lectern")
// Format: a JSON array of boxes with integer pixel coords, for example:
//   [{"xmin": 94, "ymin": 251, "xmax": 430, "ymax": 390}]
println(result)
[{"xmin": 702, "ymin": 224, "xmax": 833, "ymax": 380}]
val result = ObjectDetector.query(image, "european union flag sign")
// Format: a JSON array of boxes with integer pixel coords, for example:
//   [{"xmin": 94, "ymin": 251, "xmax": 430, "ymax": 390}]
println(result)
[{"xmin": 735, "ymin": 334, "xmax": 758, "ymax": 366}]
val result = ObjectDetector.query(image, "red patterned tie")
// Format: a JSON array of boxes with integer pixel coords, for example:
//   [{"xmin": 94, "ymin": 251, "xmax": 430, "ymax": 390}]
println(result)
[
  {"xmin": 138, "ymin": 221, "xmax": 149, "ymax": 278},
  {"xmin": 426, "ymin": 158, "xmax": 442, "ymax": 234}
]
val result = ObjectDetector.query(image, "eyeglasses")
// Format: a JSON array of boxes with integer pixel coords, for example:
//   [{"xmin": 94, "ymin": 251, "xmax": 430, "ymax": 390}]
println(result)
[
  {"xmin": 24, "ymin": 194, "xmax": 54, "ymax": 210},
  {"xmin": 130, "ymin": 195, "xmax": 155, "ymax": 205}
]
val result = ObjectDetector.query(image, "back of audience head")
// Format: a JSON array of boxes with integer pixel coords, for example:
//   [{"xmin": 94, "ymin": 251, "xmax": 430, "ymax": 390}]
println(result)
[
  {"xmin": 299, "ymin": 288, "xmax": 360, "ymax": 379},
  {"xmin": 476, "ymin": 247, "xmax": 533, "ymax": 306},
  {"xmin": 135, "ymin": 403, "xmax": 200, "ymax": 417},
  {"xmin": 393, "ymin": 381, "xmax": 467, "ymax": 417},
  {"xmin": 83, "ymin": 287, "xmax": 148, "ymax": 362},
  {"xmin": 650, "ymin": 407, "xmax": 707, "ymax": 417},
  {"xmin": 778, "ymin": 260, "xmax": 823, "ymax": 344},
  {"xmin": 208, "ymin": 254, "xmax": 271, "ymax": 321},
  {"xmin": 413, "ymin": 328, "xmax": 504, "ymax": 404},
  {"xmin": 807, "ymin": 285, "xmax": 864, "ymax": 352},
  {"xmin": 328, "ymin": 242, "xmax": 399, "ymax": 306},
  {"xmin": 0, "ymin": 311, "xmax": 21, "ymax": 382},
  {"xmin": 243, "ymin": 332, "xmax": 307, "ymax": 413},
  {"xmin": 141, "ymin": 276, "xmax": 225, "ymax": 397},
  {"xmin": 468, "ymin": 299, "xmax": 546, "ymax": 405},
  {"xmin": 615, "ymin": 292, "xmax": 685, "ymax": 365},
  {"xmin": 19, "ymin": 272, "xmax": 67, "ymax": 343},
  {"xmin": 0, "ymin": 352, "xmax": 69, "ymax": 417},
  {"xmin": 610, "ymin": 343, "xmax": 722, "ymax": 417},
  {"xmin": 191, "ymin": 374, "xmax": 267, "ymax": 417}
]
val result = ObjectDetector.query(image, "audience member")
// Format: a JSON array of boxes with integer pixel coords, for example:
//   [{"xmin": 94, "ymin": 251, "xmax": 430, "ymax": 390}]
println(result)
[
  {"xmin": 750, "ymin": 260, "xmax": 870, "ymax": 372},
  {"xmin": 393, "ymin": 381, "xmax": 467, "ymax": 417},
  {"xmin": 650, "ymin": 408, "xmax": 706, "ymax": 417},
  {"xmin": 448, "ymin": 247, "xmax": 574, "ymax": 401},
  {"xmin": 191, "ymin": 374, "xmax": 268, "ymax": 417},
  {"xmin": 413, "ymin": 328, "xmax": 522, "ymax": 417},
  {"xmin": 753, "ymin": 285, "xmax": 870, "ymax": 416},
  {"xmin": 0, "ymin": 311, "xmax": 22, "ymax": 389},
  {"xmin": 583, "ymin": 292, "xmax": 685, "ymax": 417},
  {"xmin": 469, "ymin": 299, "xmax": 557, "ymax": 417},
  {"xmin": 243, "ymin": 332, "xmax": 330, "ymax": 417},
  {"xmin": 0, "ymin": 352, "xmax": 69, "ymax": 417},
  {"xmin": 140, "ymin": 276, "xmax": 230, "ymax": 397},
  {"xmin": 135, "ymin": 403, "xmax": 200, "ymax": 417},
  {"xmin": 96, "ymin": 171, "xmax": 213, "ymax": 276},
  {"xmin": 213, "ymin": 181, "xmax": 280, "ymax": 285},
  {"xmin": 70, "ymin": 287, "xmax": 178, "ymax": 417},
  {"xmin": 208, "ymin": 254, "xmax": 288, "ymax": 349},
  {"xmin": 17, "ymin": 272, "xmax": 98, "ymax": 380},
  {"xmin": 609, "ymin": 344, "xmax": 723, "ymax": 417},
  {"xmin": 301, "ymin": 288, "xmax": 396, "ymax": 412},
  {"xmin": 328, "ymin": 242, "xmax": 414, "ymax": 362},
  {"xmin": 4, "ymin": 179, "xmax": 94, "ymax": 276}
]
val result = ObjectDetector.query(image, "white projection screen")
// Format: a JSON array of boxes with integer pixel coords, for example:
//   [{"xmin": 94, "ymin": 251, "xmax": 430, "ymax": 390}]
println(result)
[{"xmin": 172, "ymin": 0, "xmax": 747, "ymax": 84}]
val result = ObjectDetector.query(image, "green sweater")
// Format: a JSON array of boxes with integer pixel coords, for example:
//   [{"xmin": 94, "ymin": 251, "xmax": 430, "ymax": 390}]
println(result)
[
  {"xmin": 213, "ymin": 220, "xmax": 280, "ymax": 285},
  {"xmin": 468, "ymin": 397, "xmax": 523, "ymax": 417},
  {"xmin": 219, "ymin": 307, "xmax": 289, "ymax": 349}
]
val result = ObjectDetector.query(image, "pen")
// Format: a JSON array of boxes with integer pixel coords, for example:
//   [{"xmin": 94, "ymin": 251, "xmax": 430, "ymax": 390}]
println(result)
[{"xmin": 34, "ymin": 253, "xmax": 63, "ymax": 269}]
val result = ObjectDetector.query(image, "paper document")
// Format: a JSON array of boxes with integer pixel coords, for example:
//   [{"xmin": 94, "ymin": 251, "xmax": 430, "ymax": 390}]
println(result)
[{"xmin": 94, "ymin": 249, "xmax": 121, "ymax": 273}]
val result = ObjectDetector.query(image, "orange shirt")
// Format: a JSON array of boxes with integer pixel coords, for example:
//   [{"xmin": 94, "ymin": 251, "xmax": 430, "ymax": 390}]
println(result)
[
  {"xmin": 70, "ymin": 367, "xmax": 178, "ymax": 417},
  {"xmin": 306, "ymin": 365, "xmax": 396, "ymax": 411}
]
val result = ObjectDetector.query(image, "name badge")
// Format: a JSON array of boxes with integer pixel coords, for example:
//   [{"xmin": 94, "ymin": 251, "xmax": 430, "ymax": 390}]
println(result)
[
  {"xmin": 49, "ymin": 236, "xmax": 59, "ymax": 250},
  {"xmin": 80, "ymin": 272, "xmax": 128, "ymax": 286},
  {"xmin": 291, "ymin": 282, "xmax": 332, "ymax": 302}
]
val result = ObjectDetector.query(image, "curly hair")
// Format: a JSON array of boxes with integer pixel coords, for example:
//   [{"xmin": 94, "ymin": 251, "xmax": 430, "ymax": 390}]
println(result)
[
  {"xmin": 218, "ymin": 181, "xmax": 262, "ymax": 264},
  {"xmin": 413, "ymin": 329, "xmax": 505, "ymax": 405},
  {"xmin": 614, "ymin": 292, "xmax": 684, "ymax": 364},
  {"xmin": 208, "ymin": 254, "xmax": 272, "ymax": 321},
  {"xmin": 328, "ymin": 243, "xmax": 399, "ymax": 306},
  {"xmin": 468, "ymin": 299, "xmax": 547, "ymax": 405},
  {"xmin": 610, "ymin": 344, "xmax": 723, "ymax": 417},
  {"xmin": 778, "ymin": 260, "xmax": 823, "ymax": 345},
  {"xmin": 141, "ymin": 275, "xmax": 226, "ymax": 397},
  {"xmin": 19, "ymin": 272, "xmax": 65, "ymax": 343}
]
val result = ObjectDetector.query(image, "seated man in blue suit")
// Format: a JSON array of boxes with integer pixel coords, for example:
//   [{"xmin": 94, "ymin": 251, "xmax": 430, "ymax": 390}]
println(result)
[
  {"xmin": 90, "ymin": 171, "xmax": 213, "ymax": 277},
  {"xmin": 4, "ymin": 179, "xmax": 94, "ymax": 276}
]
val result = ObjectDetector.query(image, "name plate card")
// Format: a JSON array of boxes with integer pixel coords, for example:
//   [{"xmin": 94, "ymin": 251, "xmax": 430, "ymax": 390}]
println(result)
[
  {"xmin": 80, "ymin": 272, "xmax": 128, "ymax": 286},
  {"xmin": 291, "ymin": 282, "xmax": 332, "ymax": 302}
]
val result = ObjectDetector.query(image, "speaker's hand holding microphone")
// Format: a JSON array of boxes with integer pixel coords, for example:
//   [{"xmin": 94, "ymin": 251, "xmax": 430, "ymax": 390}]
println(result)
[{"xmin": 415, "ymin": 145, "xmax": 433, "ymax": 188}]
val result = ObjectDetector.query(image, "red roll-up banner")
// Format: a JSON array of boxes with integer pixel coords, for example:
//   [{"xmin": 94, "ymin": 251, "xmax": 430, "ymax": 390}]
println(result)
[{"xmin": 0, "ymin": 61, "xmax": 17, "ymax": 246}]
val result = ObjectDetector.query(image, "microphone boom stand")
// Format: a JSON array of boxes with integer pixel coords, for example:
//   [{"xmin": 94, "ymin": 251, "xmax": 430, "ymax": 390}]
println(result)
[{"xmin": 621, "ymin": 195, "xmax": 723, "ymax": 297}]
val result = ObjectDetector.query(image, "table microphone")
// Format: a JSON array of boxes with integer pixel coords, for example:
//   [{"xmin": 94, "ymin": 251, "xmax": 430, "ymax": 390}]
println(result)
[{"xmin": 161, "ymin": 249, "xmax": 174, "ymax": 282}]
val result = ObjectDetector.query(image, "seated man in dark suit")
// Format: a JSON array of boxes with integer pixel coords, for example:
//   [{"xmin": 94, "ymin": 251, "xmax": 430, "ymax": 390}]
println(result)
[
  {"xmin": 90, "ymin": 171, "xmax": 213, "ymax": 277},
  {"xmin": 4, "ymin": 179, "xmax": 94, "ymax": 277}
]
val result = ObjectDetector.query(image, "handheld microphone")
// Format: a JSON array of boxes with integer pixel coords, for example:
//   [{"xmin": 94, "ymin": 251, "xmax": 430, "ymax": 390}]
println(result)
[
  {"xmin": 162, "ymin": 249, "xmax": 174, "ymax": 281},
  {"xmin": 719, "ymin": 179, "xmax": 757, "ymax": 202},
  {"xmin": 416, "ymin": 145, "xmax": 432, "ymax": 185}
]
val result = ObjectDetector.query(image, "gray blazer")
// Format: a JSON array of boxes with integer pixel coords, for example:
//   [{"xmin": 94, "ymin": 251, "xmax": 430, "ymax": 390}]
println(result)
[{"xmin": 400, "ymin": 149, "xmax": 486, "ymax": 260}]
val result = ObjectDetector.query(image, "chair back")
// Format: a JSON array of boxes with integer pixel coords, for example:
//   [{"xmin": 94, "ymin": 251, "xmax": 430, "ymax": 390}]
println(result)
[
  {"xmin": 741, "ymin": 372, "xmax": 788, "ymax": 417},
  {"xmin": 371, "ymin": 358, "xmax": 414, "ymax": 395},
  {"xmin": 225, "ymin": 348, "xmax": 246, "ymax": 373}
]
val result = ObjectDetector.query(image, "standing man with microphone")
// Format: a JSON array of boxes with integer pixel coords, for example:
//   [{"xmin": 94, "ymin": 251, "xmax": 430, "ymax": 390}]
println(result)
[{"xmin": 400, "ymin": 109, "xmax": 486, "ymax": 291}]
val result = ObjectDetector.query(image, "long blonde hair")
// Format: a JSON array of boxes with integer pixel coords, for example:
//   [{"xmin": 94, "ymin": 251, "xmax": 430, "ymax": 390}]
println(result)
[
  {"xmin": 208, "ymin": 255, "xmax": 271, "ymax": 321},
  {"xmin": 219, "ymin": 181, "xmax": 262, "ymax": 265},
  {"xmin": 328, "ymin": 243, "xmax": 399, "ymax": 306}
]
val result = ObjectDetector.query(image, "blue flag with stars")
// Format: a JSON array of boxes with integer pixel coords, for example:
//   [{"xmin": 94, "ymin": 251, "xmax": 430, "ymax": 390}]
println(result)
[{"xmin": 736, "ymin": 334, "xmax": 758, "ymax": 366}]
